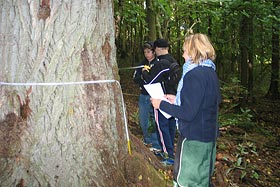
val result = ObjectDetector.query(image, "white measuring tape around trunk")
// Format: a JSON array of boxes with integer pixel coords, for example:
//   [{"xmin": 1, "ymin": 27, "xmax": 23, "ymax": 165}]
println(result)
[{"xmin": 0, "ymin": 80, "xmax": 132, "ymax": 155}]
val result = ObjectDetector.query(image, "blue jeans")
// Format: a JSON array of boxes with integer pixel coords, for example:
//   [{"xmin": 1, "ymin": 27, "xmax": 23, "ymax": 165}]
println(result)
[
  {"xmin": 155, "ymin": 110, "xmax": 176, "ymax": 158},
  {"xmin": 138, "ymin": 94, "xmax": 161, "ymax": 149}
]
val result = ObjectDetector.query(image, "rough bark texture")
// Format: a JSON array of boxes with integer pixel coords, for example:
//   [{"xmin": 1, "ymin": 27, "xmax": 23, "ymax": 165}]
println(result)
[
  {"xmin": 0, "ymin": 1, "xmax": 128, "ymax": 186},
  {"xmin": 266, "ymin": 0, "xmax": 280, "ymax": 99},
  {"xmin": 146, "ymin": 0, "xmax": 156, "ymax": 41}
]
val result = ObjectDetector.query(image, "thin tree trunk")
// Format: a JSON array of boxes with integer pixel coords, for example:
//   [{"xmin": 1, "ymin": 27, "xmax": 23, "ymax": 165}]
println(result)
[
  {"xmin": 0, "ymin": 1, "xmax": 129, "ymax": 186},
  {"xmin": 248, "ymin": 16, "xmax": 254, "ymax": 101},
  {"xmin": 239, "ymin": 16, "xmax": 249, "ymax": 104}
]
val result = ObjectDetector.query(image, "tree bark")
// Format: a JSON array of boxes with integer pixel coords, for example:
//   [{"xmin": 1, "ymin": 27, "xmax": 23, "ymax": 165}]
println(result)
[
  {"xmin": 0, "ymin": 1, "xmax": 129, "ymax": 186},
  {"xmin": 248, "ymin": 16, "xmax": 254, "ymax": 101},
  {"xmin": 146, "ymin": 0, "xmax": 156, "ymax": 41},
  {"xmin": 239, "ymin": 16, "xmax": 249, "ymax": 104},
  {"xmin": 266, "ymin": 0, "xmax": 280, "ymax": 99}
]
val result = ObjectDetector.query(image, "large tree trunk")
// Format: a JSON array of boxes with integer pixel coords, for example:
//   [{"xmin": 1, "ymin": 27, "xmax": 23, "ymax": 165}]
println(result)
[
  {"xmin": 0, "ymin": 1, "xmax": 129, "ymax": 186},
  {"xmin": 146, "ymin": 0, "xmax": 156, "ymax": 41},
  {"xmin": 266, "ymin": 0, "xmax": 280, "ymax": 99}
]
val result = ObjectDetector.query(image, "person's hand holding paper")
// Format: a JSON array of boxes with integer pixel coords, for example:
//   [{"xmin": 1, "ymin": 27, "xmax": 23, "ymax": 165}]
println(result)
[{"xmin": 143, "ymin": 83, "xmax": 172, "ymax": 119}]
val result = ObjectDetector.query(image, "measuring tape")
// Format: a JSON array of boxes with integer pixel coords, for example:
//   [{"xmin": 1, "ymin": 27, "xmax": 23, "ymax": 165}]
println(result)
[{"xmin": 0, "ymin": 80, "xmax": 132, "ymax": 155}]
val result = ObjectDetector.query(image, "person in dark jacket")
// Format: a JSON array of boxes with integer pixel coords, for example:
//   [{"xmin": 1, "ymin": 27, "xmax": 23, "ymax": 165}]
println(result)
[
  {"xmin": 133, "ymin": 41, "xmax": 161, "ymax": 151},
  {"xmin": 142, "ymin": 38, "xmax": 178, "ymax": 165},
  {"xmin": 151, "ymin": 33, "xmax": 221, "ymax": 186}
]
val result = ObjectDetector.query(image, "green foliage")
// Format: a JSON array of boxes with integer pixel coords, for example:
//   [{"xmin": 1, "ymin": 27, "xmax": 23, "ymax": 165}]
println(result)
[
  {"xmin": 226, "ymin": 141, "xmax": 259, "ymax": 181},
  {"xmin": 221, "ymin": 77, "xmax": 247, "ymax": 103},
  {"xmin": 219, "ymin": 108, "xmax": 254, "ymax": 129},
  {"xmin": 219, "ymin": 77, "xmax": 255, "ymax": 129},
  {"xmin": 236, "ymin": 142, "xmax": 258, "ymax": 156},
  {"xmin": 147, "ymin": 118, "xmax": 156, "ymax": 133},
  {"xmin": 217, "ymin": 142, "xmax": 227, "ymax": 151},
  {"xmin": 130, "ymin": 110, "xmax": 156, "ymax": 133},
  {"xmin": 253, "ymin": 58, "xmax": 272, "ymax": 96},
  {"xmin": 115, "ymin": 0, "xmax": 146, "ymax": 23},
  {"xmin": 131, "ymin": 111, "xmax": 139, "ymax": 125}
]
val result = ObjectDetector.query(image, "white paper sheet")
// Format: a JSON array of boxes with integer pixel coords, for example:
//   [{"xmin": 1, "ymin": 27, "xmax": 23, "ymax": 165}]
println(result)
[{"xmin": 144, "ymin": 83, "xmax": 172, "ymax": 119}]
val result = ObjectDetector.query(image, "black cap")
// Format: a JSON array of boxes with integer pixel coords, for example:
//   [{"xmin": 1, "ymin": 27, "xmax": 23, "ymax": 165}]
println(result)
[
  {"xmin": 143, "ymin": 41, "xmax": 154, "ymax": 50},
  {"xmin": 154, "ymin": 38, "xmax": 169, "ymax": 48}
]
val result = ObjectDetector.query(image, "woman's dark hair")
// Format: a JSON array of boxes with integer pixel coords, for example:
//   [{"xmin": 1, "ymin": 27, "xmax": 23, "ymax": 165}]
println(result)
[{"xmin": 143, "ymin": 41, "xmax": 154, "ymax": 51}]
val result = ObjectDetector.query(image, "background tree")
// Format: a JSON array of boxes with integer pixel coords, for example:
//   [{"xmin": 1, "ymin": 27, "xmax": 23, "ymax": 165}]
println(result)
[
  {"xmin": 266, "ymin": 0, "xmax": 280, "ymax": 99},
  {"xmin": 0, "ymin": 1, "xmax": 129, "ymax": 186},
  {"xmin": 146, "ymin": 0, "xmax": 156, "ymax": 41}
]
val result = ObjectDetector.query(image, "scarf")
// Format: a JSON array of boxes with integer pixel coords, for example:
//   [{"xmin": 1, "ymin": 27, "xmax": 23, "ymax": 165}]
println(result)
[{"xmin": 175, "ymin": 59, "xmax": 216, "ymax": 106}]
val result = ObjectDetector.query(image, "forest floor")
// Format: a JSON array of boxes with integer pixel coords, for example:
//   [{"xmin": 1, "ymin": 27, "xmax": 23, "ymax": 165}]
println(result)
[{"xmin": 119, "ymin": 70, "xmax": 280, "ymax": 187}]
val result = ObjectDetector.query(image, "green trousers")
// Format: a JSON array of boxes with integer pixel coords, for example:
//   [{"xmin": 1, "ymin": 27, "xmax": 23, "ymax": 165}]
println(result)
[{"xmin": 173, "ymin": 135, "xmax": 216, "ymax": 187}]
